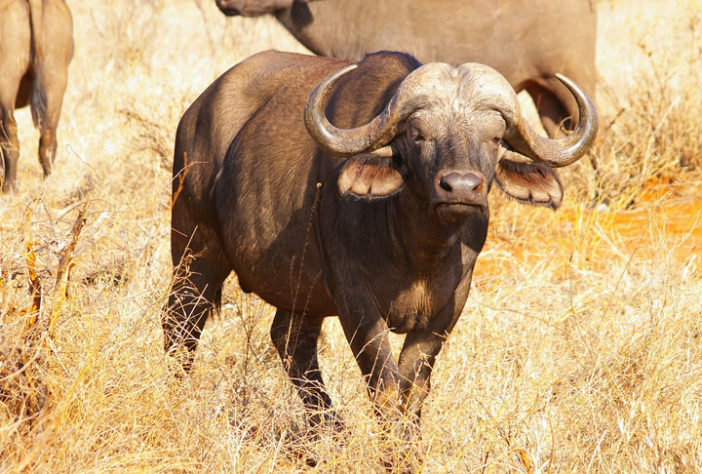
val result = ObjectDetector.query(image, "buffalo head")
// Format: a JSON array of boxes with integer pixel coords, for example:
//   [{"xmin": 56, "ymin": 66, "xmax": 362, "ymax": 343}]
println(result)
[{"xmin": 305, "ymin": 62, "xmax": 597, "ymax": 224}]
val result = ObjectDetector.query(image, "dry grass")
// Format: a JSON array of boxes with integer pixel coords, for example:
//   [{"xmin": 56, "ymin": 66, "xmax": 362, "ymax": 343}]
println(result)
[
  {"xmin": 1, "ymin": 0, "xmax": 701, "ymax": 471},
  {"xmin": 565, "ymin": 0, "xmax": 702, "ymax": 206}
]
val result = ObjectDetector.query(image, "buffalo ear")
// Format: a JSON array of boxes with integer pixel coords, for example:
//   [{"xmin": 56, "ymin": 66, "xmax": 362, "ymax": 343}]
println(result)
[
  {"xmin": 338, "ymin": 153, "xmax": 405, "ymax": 200},
  {"xmin": 495, "ymin": 157, "xmax": 563, "ymax": 209}
]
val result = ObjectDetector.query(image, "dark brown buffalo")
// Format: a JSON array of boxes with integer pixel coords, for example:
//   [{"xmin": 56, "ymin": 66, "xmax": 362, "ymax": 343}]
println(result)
[
  {"xmin": 164, "ymin": 50, "xmax": 597, "ymax": 432},
  {"xmin": 0, "ymin": 0, "xmax": 73, "ymax": 192},
  {"xmin": 215, "ymin": 0, "xmax": 597, "ymax": 137}
]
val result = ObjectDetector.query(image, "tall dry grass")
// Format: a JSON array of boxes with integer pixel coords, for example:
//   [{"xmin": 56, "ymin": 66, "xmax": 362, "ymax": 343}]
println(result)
[
  {"xmin": 1, "ymin": 0, "xmax": 701, "ymax": 472},
  {"xmin": 565, "ymin": 0, "xmax": 702, "ymax": 206}
]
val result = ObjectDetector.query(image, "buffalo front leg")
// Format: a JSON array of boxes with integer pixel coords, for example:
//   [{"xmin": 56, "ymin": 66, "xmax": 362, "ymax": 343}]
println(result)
[
  {"xmin": 270, "ymin": 310, "xmax": 341, "ymax": 429},
  {"xmin": 337, "ymin": 306, "xmax": 427, "ymax": 471},
  {"xmin": 397, "ymin": 282, "xmax": 471, "ymax": 424},
  {"xmin": 395, "ymin": 272, "xmax": 473, "ymax": 430},
  {"xmin": 397, "ymin": 329, "xmax": 449, "ymax": 424},
  {"xmin": 336, "ymin": 306, "xmax": 403, "ymax": 422}
]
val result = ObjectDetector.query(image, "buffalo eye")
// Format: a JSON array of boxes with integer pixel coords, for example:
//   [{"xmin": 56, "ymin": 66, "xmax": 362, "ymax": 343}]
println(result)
[{"xmin": 409, "ymin": 125, "xmax": 427, "ymax": 145}]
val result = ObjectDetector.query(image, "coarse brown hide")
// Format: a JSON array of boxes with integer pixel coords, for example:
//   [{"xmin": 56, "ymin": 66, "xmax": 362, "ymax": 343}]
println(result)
[
  {"xmin": 215, "ymin": 0, "xmax": 597, "ymax": 137},
  {"xmin": 164, "ymin": 50, "xmax": 596, "ymax": 437},
  {"xmin": 0, "ymin": 0, "xmax": 73, "ymax": 192}
]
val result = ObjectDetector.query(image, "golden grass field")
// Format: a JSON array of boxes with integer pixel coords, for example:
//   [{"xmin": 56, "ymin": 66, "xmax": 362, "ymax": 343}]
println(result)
[{"xmin": 1, "ymin": 0, "xmax": 701, "ymax": 471}]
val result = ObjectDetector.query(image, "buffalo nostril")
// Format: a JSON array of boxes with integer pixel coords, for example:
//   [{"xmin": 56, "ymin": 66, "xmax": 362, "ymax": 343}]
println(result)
[
  {"xmin": 439, "ymin": 176, "xmax": 453, "ymax": 192},
  {"xmin": 462, "ymin": 172, "xmax": 483, "ymax": 191}
]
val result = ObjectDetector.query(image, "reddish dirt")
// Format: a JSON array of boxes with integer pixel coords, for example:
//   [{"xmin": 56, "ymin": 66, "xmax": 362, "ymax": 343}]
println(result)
[
  {"xmin": 475, "ymin": 177, "xmax": 702, "ymax": 279},
  {"xmin": 609, "ymin": 180, "xmax": 702, "ymax": 261}
]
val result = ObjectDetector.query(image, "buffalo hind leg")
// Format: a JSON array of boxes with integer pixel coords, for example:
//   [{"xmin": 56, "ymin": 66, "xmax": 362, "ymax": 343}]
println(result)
[
  {"xmin": 270, "ymin": 310, "xmax": 341, "ymax": 430},
  {"xmin": 36, "ymin": 57, "xmax": 70, "ymax": 177},
  {"xmin": 164, "ymin": 228, "xmax": 230, "ymax": 373},
  {"xmin": 38, "ymin": 116, "xmax": 59, "ymax": 178},
  {"xmin": 36, "ymin": 0, "xmax": 73, "ymax": 177},
  {"xmin": 523, "ymin": 79, "xmax": 573, "ymax": 137}
]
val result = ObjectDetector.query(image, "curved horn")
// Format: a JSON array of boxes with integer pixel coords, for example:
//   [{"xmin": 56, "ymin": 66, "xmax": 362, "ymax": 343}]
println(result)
[
  {"xmin": 304, "ymin": 63, "xmax": 425, "ymax": 157},
  {"xmin": 507, "ymin": 73, "xmax": 598, "ymax": 168}
]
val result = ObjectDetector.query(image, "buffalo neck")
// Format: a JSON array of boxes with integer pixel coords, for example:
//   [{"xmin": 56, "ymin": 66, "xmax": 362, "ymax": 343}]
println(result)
[{"xmin": 385, "ymin": 185, "xmax": 479, "ymax": 273}]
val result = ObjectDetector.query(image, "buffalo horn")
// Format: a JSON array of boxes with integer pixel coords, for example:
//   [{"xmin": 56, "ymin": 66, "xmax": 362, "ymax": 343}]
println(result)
[
  {"xmin": 506, "ymin": 73, "xmax": 598, "ymax": 168},
  {"xmin": 304, "ymin": 63, "xmax": 430, "ymax": 157}
]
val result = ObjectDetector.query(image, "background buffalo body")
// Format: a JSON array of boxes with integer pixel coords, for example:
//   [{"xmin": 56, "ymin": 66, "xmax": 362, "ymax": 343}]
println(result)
[{"xmin": 215, "ymin": 0, "xmax": 597, "ymax": 137}]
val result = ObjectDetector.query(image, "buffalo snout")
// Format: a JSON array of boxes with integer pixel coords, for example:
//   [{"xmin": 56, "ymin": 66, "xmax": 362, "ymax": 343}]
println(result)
[{"xmin": 435, "ymin": 170, "xmax": 486, "ymax": 207}]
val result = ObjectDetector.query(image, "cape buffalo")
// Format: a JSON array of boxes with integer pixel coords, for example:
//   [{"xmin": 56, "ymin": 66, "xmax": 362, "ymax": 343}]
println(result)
[
  {"xmin": 215, "ymin": 0, "xmax": 597, "ymax": 138},
  {"xmin": 0, "ymin": 0, "xmax": 73, "ymax": 192},
  {"xmin": 164, "ymin": 50, "xmax": 597, "ymax": 432}
]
